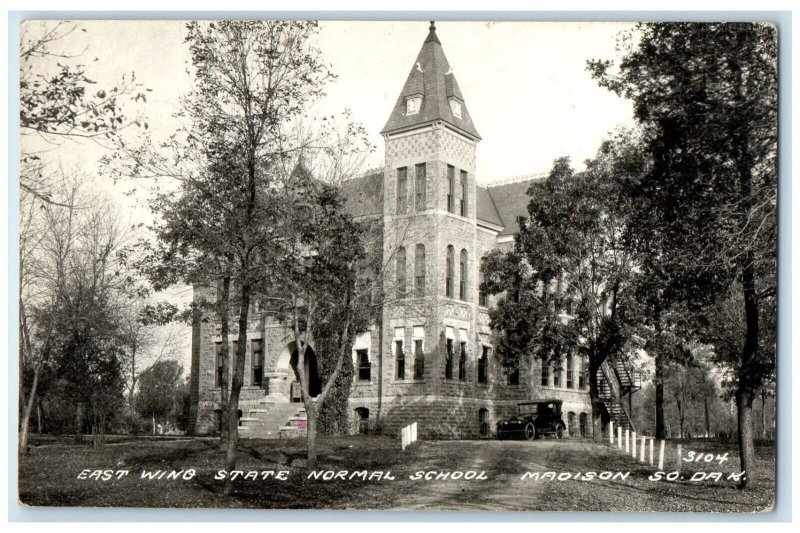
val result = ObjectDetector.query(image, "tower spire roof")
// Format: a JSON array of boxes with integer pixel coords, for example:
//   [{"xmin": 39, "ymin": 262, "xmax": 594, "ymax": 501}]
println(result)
[{"xmin": 381, "ymin": 22, "xmax": 481, "ymax": 140}]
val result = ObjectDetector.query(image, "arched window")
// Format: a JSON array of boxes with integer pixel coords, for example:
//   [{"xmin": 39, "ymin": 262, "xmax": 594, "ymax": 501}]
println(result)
[
  {"xmin": 414, "ymin": 244, "xmax": 426, "ymax": 297},
  {"xmin": 459, "ymin": 248, "xmax": 468, "ymax": 301},
  {"xmin": 396, "ymin": 247, "xmax": 406, "ymax": 298},
  {"xmin": 579, "ymin": 413, "xmax": 589, "ymax": 438},
  {"xmin": 446, "ymin": 245, "xmax": 455, "ymax": 298}
]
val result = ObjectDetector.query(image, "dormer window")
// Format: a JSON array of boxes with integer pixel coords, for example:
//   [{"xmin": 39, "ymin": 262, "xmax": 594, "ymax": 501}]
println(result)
[
  {"xmin": 406, "ymin": 95, "xmax": 422, "ymax": 116},
  {"xmin": 449, "ymin": 98, "xmax": 462, "ymax": 119}
]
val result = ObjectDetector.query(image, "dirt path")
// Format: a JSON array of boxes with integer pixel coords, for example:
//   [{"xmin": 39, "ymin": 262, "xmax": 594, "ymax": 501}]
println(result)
[{"xmin": 366, "ymin": 439, "xmax": 576, "ymax": 511}]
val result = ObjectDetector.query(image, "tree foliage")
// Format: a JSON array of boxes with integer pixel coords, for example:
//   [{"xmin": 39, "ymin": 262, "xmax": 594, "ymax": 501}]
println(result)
[
  {"xmin": 482, "ymin": 135, "xmax": 646, "ymax": 440},
  {"xmin": 135, "ymin": 359, "xmax": 185, "ymax": 430},
  {"xmin": 589, "ymin": 22, "xmax": 777, "ymax": 488}
]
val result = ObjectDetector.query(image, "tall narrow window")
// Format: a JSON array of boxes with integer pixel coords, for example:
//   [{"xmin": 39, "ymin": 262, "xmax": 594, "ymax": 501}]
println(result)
[
  {"xmin": 555, "ymin": 359, "xmax": 564, "ymax": 387},
  {"xmin": 459, "ymin": 341, "xmax": 467, "ymax": 381},
  {"xmin": 478, "ymin": 258, "xmax": 487, "ymax": 307},
  {"xmin": 445, "ymin": 339, "xmax": 454, "ymax": 380},
  {"xmin": 541, "ymin": 363, "xmax": 550, "ymax": 386},
  {"xmin": 215, "ymin": 342, "xmax": 224, "ymax": 388},
  {"xmin": 413, "ymin": 326, "xmax": 425, "ymax": 379},
  {"xmin": 396, "ymin": 247, "xmax": 406, "ymax": 298},
  {"xmin": 396, "ymin": 167, "xmax": 408, "ymax": 213},
  {"xmin": 357, "ymin": 349, "xmax": 371, "ymax": 381},
  {"xmin": 460, "ymin": 170, "xmax": 468, "ymax": 216},
  {"xmin": 251, "ymin": 339, "xmax": 264, "ymax": 387},
  {"xmin": 415, "ymin": 163, "xmax": 426, "ymax": 211},
  {"xmin": 414, "ymin": 244, "xmax": 426, "ymax": 297},
  {"xmin": 394, "ymin": 328, "xmax": 405, "ymax": 380},
  {"xmin": 566, "ymin": 356, "xmax": 574, "ymax": 389},
  {"xmin": 478, "ymin": 346, "xmax": 489, "ymax": 384},
  {"xmin": 446, "ymin": 245, "xmax": 454, "ymax": 298},
  {"xmin": 578, "ymin": 358, "xmax": 587, "ymax": 389},
  {"xmin": 508, "ymin": 366, "xmax": 520, "ymax": 386},
  {"xmin": 447, "ymin": 165, "xmax": 455, "ymax": 213},
  {"xmin": 459, "ymin": 249, "xmax": 468, "ymax": 301}
]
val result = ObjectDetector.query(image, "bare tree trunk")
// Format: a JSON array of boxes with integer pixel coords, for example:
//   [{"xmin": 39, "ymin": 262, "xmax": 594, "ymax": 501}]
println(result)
[
  {"xmin": 760, "ymin": 389, "xmax": 767, "ymax": 440},
  {"xmin": 306, "ymin": 405, "xmax": 318, "ymax": 469},
  {"xmin": 736, "ymin": 389, "xmax": 756, "ymax": 490},
  {"xmin": 219, "ymin": 276, "xmax": 231, "ymax": 448},
  {"xmin": 223, "ymin": 282, "xmax": 250, "ymax": 497},
  {"xmin": 74, "ymin": 403, "xmax": 84, "ymax": 444},
  {"xmin": 655, "ymin": 354, "xmax": 667, "ymax": 439},
  {"xmin": 19, "ymin": 362, "xmax": 42, "ymax": 454},
  {"xmin": 704, "ymin": 396, "xmax": 711, "ymax": 438},
  {"xmin": 36, "ymin": 399, "xmax": 43, "ymax": 434},
  {"xmin": 588, "ymin": 356, "xmax": 603, "ymax": 442}
]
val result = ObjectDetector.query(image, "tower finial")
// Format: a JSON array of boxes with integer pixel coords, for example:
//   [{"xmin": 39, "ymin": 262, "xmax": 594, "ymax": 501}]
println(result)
[{"xmin": 429, "ymin": 21, "xmax": 436, "ymax": 31}]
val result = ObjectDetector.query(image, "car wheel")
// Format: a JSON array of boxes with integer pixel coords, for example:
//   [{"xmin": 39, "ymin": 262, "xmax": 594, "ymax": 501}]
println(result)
[
  {"xmin": 556, "ymin": 425, "xmax": 564, "ymax": 439},
  {"xmin": 524, "ymin": 422, "xmax": 536, "ymax": 441}
]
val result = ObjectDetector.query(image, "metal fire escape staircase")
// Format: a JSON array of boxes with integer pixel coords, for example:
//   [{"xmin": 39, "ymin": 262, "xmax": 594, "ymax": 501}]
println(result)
[{"xmin": 597, "ymin": 357, "xmax": 641, "ymax": 433}]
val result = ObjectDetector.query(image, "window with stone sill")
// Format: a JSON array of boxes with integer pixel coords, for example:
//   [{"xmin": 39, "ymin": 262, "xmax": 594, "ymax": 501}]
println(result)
[
  {"xmin": 458, "ymin": 341, "xmax": 467, "ymax": 381},
  {"xmin": 251, "ymin": 339, "xmax": 264, "ymax": 387},
  {"xmin": 395, "ymin": 340, "xmax": 405, "ymax": 380},
  {"xmin": 396, "ymin": 167, "xmax": 408, "ymax": 213},
  {"xmin": 415, "ymin": 163, "xmax": 427, "ymax": 211},
  {"xmin": 478, "ymin": 346, "xmax": 489, "ymax": 385},
  {"xmin": 447, "ymin": 165, "xmax": 456, "ymax": 213},
  {"xmin": 357, "ymin": 349, "xmax": 371, "ymax": 381},
  {"xmin": 413, "ymin": 340, "xmax": 425, "ymax": 380},
  {"xmin": 445, "ymin": 338, "xmax": 454, "ymax": 380}
]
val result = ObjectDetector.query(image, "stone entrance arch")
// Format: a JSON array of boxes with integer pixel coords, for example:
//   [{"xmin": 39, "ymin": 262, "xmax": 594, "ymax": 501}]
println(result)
[{"xmin": 274, "ymin": 341, "xmax": 321, "ymax": 402}]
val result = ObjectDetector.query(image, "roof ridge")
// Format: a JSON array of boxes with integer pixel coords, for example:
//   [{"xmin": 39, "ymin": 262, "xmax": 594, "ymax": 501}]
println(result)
[{"xmin": 487, "ymin": 171, "xmax": 549, "ymax": 187}]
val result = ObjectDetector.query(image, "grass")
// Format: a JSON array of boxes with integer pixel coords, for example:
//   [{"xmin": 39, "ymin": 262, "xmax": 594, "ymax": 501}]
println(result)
[{"xmin": 18, "ymin": 434, "xmax": 775, "ymax": 512}]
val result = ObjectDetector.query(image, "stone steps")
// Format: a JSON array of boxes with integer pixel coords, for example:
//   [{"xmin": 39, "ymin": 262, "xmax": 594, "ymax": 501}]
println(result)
[{"xmin": 239, "ymin": 402, "xmax": 307, "ymax": 439}]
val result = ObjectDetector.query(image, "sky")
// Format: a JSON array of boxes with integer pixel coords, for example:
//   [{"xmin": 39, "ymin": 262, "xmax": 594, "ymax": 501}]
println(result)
[
  {"xmin": 21, "ymin": 19, "xmax": 638, "ymax": 369},
  {"xmin": 28, "ymin": 20, "xmax": 636, "ymax": 183}
]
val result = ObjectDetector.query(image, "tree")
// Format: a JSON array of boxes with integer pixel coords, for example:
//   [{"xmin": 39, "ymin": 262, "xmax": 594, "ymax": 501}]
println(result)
[
  {"xmin": 260, "ymin": 161, "xmax": 376, "ymax": 468},
  {"xmin": 589, "ymin": 23, "xmax": 777, "ymax": 488},
  {"xmin": 482, "ymin": 137, "xmax": 644, "ymax": 441},
  {"xmin": 19, "ymin": 175, "xmax": 128, "ymax": 450},
  {"xmin": 105, "ymin": 21, "xmax": 342, "ymax": 494},
  {"xmin": 136, "ymin": 360, "xmax": 185, "ymax": 433},
  {"xmin": 19, "ymin": 21, "xmax": 146, "ymax": 204}
]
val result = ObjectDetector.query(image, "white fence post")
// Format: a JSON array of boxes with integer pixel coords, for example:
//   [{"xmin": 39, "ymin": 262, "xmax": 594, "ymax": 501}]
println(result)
[
  {"xmin": 649, "ymin": 438, "xmax": 654, "ymax": 466},
  {"xmin": 658, "ymin": 440, "xmax": 665, "ymax": 470},
  {"xmin": 625, "ymin": 429, "xmax": 630, "ymax": 453},
  {"xmin": 617, "ymin": 426, "xmax": 623, "ymax": 449},
  {"xmin": 411, "ymin": 422, "xmax": 417, "ymax": 443},
  {"xmin": 676, "ymin": 444, "xmax": 682, "ymax": 473},
  {"xmin": 401, "ymin": 425, "xmax": 408, "ymax": 451},
  {"xmin": 609, "ymin": 421, "xmax": 614, "ymax": 444},
  {"xmin": 639, "ymin": 436, "xmax": 646, "ymax": 462}
]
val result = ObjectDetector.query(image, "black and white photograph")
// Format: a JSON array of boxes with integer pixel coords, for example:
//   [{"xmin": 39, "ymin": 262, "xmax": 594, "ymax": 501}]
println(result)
[{"xmin": 13, "ymin": 15, "xmax": 780, "ymax": 514}]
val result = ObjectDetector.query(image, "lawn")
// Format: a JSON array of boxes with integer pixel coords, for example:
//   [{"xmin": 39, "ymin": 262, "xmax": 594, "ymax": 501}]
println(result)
[{"xmin": 18, "ymin": 434, "xmax": 775, "ymax": 512}]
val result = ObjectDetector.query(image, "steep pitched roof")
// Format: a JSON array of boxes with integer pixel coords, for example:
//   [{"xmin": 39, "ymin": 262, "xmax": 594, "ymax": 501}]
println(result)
[
  {"xmin": 476, "ymin": 185, "xmax": 503, "ymax": 227},
  {"xmin": 485, "ymin": 178, "xmax": 545, "ymax": 236},
  {"xmin": 341, "ymin": 170, "xmax": 384, "ymax": 218},
  {"xmin": 381, "ymin": 23, "xmax": 481, "ymax": 140}
]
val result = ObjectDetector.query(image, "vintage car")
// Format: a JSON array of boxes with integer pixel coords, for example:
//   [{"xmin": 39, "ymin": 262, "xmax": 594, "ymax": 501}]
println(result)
[{"xmin": 496, "ymin": 399, "xmax": 567, "ymax": 440}]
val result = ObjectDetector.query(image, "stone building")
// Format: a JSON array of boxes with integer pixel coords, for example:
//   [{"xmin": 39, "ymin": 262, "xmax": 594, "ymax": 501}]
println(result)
[{"xmin": 188, "ymin": 23, "xmax": 634, "ymax": 440}]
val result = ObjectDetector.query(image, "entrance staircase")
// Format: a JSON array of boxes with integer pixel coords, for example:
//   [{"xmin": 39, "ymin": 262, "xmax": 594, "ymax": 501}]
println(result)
[
  {"xmin": 237, "ymin": 396, "xmax": 308, "ymax": 439},
  {"xmin": 596, "ymin": 357, "xmax": 641, "ymax": 433}
]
